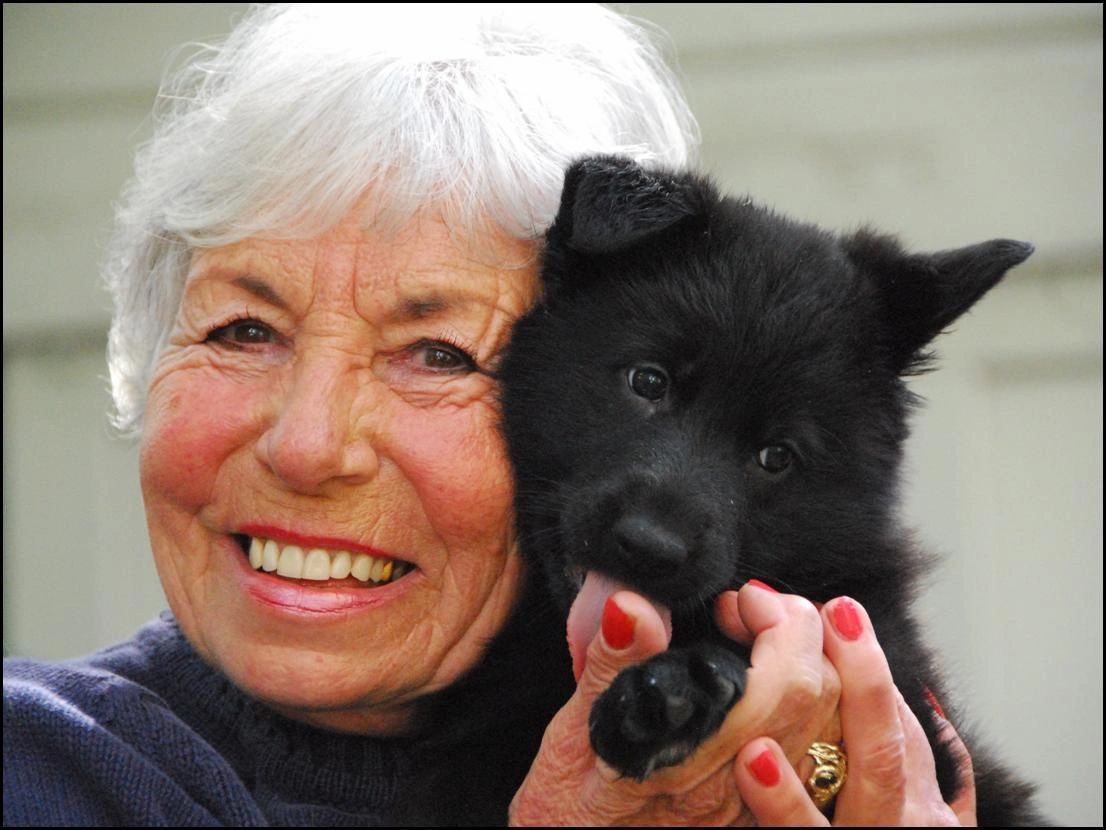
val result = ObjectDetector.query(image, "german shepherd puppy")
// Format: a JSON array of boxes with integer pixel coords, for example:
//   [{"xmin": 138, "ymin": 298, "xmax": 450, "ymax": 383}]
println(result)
[{"xmin": 496, "ymin": 156, "xmax": 1044, "ymax": 824}]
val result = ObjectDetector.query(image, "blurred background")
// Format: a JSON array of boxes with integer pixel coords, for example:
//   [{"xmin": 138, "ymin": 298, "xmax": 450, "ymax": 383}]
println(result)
[{"xmin": 3, "ymin": 4, "xmax": 1101, "ymax": 824}]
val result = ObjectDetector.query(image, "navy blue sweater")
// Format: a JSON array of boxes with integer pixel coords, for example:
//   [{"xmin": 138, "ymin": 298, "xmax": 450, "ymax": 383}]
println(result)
[{"xmin": 3, "ymin": 613, "xmax": 419, "ymax": 826}]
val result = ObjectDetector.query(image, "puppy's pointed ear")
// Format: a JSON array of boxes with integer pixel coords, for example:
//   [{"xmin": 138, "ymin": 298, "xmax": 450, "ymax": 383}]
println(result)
[
  {"xmin": 548, "ymin": 156, "xmax": 709, "ymax": 256},
  {"xmin": 845, "ymin": 229, "xmax": 1034, "ymax": 374}
]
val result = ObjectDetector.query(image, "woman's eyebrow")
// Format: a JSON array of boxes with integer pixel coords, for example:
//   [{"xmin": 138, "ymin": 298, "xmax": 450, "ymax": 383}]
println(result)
[
  {"xmin": 400, "ymin": 296, "xmax": 448, "ymax": 319},
  {"xmin": 232, "ymin": 275, "xmax": 289, "ymax": 310},
  {"xmin": 388, "ymin": 292, "xmax": 483, "ymax": 324}
]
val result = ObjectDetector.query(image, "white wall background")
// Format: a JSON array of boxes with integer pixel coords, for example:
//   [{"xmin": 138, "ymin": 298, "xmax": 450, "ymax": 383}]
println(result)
[{"xmin": 3, "ymin": 4, "xmax": 1101, "ymax": 824}]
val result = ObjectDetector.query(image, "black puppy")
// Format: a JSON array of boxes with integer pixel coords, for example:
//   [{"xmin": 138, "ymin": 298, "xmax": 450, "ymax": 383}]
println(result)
[{"xmin": 497, "ymin": 156, "xmax": 1044, "ymax": 824}]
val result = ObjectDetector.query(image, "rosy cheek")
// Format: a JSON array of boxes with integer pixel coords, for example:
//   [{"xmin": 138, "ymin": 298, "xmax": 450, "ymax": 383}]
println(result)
[
  {"xmin": 140, "ymin": 373, "xmax": 261, "ymax": 512},
  {"xmin": 389, "ymin": 406, "xmax": 514, "ymax": 539}
]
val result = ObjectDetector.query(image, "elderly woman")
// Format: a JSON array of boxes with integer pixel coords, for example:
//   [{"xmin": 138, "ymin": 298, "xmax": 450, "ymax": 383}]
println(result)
[{"xmin": 4, "ymin": 5, "xmax": 975, "ymax": 826}]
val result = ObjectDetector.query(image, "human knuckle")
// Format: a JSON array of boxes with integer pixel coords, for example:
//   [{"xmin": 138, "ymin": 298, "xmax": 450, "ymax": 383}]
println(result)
[
  {"xmin": 904, "ymin": 801, "xmax": 959, "ymax": 827},
  {"xmin": 784, "ymin": 594, "xmax": 822, "ymax": 627},
  {"xmin": 778, "ymin": 665, "xmax": 823, "ymax": 714},
  {"xmin": 674, "ymin": 778, "xmax": 729, "ymax": 817},
  {"xmin": 931, "ymin": 807, "xmax": 961, "ymax": 827},
  {"xmin": 849, "ymin": 664, "xmax": 896, "ymax": 712},
  {"xmin": 820, "ymin": 659, "xmax": 842, "ymax": 703},
  {"xmin": 857, "ymin": 734, "xmax": 908, "ymax": 791}
]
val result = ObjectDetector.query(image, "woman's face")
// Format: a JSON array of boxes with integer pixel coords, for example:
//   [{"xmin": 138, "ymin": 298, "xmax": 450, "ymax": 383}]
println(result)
[{"xmin": 140, "ymin": 211, "xmax": 539, "ymax": 734}]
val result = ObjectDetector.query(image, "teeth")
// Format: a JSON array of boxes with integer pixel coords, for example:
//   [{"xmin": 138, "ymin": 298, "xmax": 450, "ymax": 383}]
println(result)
[
  {"xmin": 303, "ymin": 548, "xmax": 330, "ymax": 581},
  {"xmin": 350, "ymin": 554, "xmax": 373, "ymax": 582},
  {"xmin": 276, "ymin": 545, "xmax": 304, "ymax": 578},
  {"xmin": 245, "ymin": 537, "xmax": 408, "ymax": 586},
  {"xmin": 262, "ymin": 539, "xmax": 279, "ymax": 572},
  {"xmin": 330, "ymin": 551, "xmax": 352, "ymax": 580}
]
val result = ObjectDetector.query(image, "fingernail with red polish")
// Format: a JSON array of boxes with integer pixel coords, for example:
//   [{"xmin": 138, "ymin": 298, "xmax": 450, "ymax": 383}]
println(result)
[
  {"xmin": 601, "ymin": 596, "xmax": 635, "ymax": 650},
  {"xmin": 924, "ymin": 686, "xmax": 947, "ymax": 720},
  {"xmin": 746, "ymin": 579, "xmax": 778, "ymax": 593},
  {"xmin": 831, "ymin": 597, "xmax": 864, "ymax": 641},
  {"xmin": 748, "ymin": 749, "xmax": 780, "ymax": 787}
]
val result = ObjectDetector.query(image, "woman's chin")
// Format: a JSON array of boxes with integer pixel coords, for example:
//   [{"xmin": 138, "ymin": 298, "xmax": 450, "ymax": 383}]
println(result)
[{"xmin": 222, "ymin": 647, "xmax": 420, "ymax": 735}]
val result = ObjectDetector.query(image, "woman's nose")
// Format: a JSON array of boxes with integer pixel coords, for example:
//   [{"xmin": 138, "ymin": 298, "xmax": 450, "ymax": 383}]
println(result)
[{"xmin": 255, "ymin": 358, "xmax": 380, "ymax": 493}]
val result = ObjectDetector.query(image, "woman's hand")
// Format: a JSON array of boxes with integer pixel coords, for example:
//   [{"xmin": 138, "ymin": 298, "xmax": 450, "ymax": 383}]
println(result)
[
  {"xmin": 733, "ymin": 596, "xmax": 978, "ymax": 826},
  {"xmin": 509, "ymin": 584, "xmax": 841, "ymax": 825}
]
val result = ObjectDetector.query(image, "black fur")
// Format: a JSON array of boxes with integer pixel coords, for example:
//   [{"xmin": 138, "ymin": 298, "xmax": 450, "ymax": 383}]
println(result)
[{"xmin": 493, "ymin": 156, "xmax": 1045, "ymax": 824}]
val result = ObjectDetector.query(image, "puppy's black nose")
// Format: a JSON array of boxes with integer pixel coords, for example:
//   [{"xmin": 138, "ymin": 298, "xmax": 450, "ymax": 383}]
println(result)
[{"xmin": 611, "ymin": 513, "xmax": 689, "ymax": 572}]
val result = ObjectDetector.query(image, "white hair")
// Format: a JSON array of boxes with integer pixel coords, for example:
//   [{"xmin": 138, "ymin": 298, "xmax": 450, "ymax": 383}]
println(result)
[{"xmin": 104, "ymin": 3, "xmax": 699, "ymax": 434}]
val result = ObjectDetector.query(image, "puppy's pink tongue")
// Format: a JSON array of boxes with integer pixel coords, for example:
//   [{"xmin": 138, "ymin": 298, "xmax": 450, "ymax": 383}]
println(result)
[{"xmin": 566, "ymin": 570, "xmax": 672, "ymax": 681}]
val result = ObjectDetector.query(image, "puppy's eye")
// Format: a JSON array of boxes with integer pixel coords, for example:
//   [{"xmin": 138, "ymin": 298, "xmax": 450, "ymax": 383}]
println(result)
[
  {"xmin": 757, "ymin": 445, "xmax": 793, "ymax": 473},
  {"xmin": 627, "ymin": 365, "xmax": 669, "ymax": 401}
]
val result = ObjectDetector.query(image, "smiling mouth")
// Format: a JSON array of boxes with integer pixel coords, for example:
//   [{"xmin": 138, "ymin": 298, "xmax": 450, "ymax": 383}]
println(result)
[{"xmin": 235, "ymin": 534, "xmax": 412, "ymax": 586}]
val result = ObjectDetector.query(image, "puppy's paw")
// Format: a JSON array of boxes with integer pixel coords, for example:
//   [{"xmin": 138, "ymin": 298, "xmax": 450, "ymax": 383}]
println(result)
[{"xmin": 588, "ymin": 645, "xmax": 747, "ymax": 779}]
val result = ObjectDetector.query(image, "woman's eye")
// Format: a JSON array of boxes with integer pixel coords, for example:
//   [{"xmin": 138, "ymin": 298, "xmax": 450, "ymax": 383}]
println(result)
[
  {"xmin": 757, "ymin": 445, "xmax": 793, "ymax": 473},
  {"xmin": 627, "ymin": 365, "xmax": 669, "ymax": 402},
  {"xmin": 416, "ymin": 341, "xmax": 477, "ymax": 373},
  {"xmin": 206, "ymin": 319, "xmax": 278, "ymax": 348}
]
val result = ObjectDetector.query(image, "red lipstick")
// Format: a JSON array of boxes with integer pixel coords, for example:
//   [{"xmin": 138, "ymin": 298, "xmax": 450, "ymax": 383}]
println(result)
[{"xmin": 239, "ymin": 523, "xmax": 408, "ymax": 561}]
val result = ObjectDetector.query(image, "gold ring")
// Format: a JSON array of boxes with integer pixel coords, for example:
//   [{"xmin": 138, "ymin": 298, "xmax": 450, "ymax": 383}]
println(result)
[{"xmin": 806, "ymin": 742, "xmax": 847, "ymax": 810}]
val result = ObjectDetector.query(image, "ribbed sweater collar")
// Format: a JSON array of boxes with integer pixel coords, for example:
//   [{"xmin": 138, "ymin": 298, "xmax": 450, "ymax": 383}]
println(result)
[{"xmin": 89, "ymin": 611, "xmax": 414, "ymax": 812}]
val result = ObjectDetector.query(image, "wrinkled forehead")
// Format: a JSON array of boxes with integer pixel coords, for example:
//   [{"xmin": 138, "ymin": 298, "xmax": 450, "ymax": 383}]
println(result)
[{"xmin": 184, "ymin": 210, "xmax": 541, "ymax": 318}]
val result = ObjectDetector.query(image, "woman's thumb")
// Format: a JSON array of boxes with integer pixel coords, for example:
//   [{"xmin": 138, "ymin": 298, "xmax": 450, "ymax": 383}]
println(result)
[{"xmin": 574, "ymin": 591, "xmax": 671, "ymax": 702}]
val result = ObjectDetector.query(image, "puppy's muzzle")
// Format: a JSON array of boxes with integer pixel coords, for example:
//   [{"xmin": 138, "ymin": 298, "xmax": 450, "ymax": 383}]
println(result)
[{"xmin": 611, "ymin": 511, "xmax": 690, "ymax": 575}]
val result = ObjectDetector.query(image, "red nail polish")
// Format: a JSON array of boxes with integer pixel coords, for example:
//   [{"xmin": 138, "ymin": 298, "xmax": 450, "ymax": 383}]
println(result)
[
  {"xmin": 748, "ymin": 749, "xmax": 780, "ymax": 787},
  {"xmin": 924, "ymin": 686, "xmax": 947, "ymax": 719},
  {"xmin": 832, "ymin": 598, "xmax": 864, "ymax": 641},
  {"xmin": 746, "ymin": 579, "xmax": 778, "ymax": 593},
  {"xmin": 601, "ymin": 596, "xmax": 635, "ymax": 650}
]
